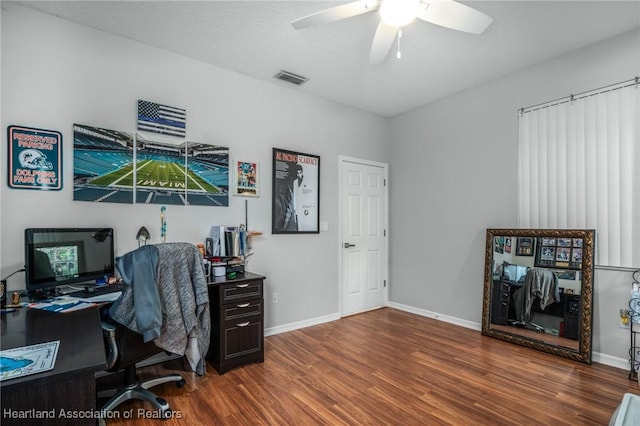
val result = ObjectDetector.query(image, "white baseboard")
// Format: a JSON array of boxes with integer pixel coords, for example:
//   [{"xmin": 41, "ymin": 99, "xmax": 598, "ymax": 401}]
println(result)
[
  {"xmin": 593, "ymin": 352, "xmax": 631, "ymax": 371},
  {"xmin": 264, "ymin": 312, "xmax": 341, "ymax": 337},
  {"xmin": 388, "ymin": 301, "xmax": 482, "ymax": 331},
  {"xmin": 387, "ymin": 302, "xmax": 629, "ymax": 372}
]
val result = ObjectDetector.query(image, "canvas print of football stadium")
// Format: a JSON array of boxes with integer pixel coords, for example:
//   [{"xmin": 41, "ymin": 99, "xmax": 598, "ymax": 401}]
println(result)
[{"xmin": 73, "ymin": 124, "xmax": 229, "ymax": 206}]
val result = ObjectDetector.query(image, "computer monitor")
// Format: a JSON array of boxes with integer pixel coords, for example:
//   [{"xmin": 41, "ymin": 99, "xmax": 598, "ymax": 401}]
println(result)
[
  {"xmin": 24, "ymin": 228, "xmax": 114, "ymax": 296},
  {"xmin": 501, "ymin": 262, "xmax": 529, "ymax": 286}
]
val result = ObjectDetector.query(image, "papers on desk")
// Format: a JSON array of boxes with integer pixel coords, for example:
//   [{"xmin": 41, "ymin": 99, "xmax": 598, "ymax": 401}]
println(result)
[
  {"xmin": 76, "ymin": 291, "xmax": 122, "ymax": 303},
  {"xmin": 0, "ymin": 340, "xmax": 60, "ymax": 381},
  {"xmin": 28, "ymin": 298, "xmax": 96, "ymax": 313},
  {"xmin": 27, "ymin": 290, "xmax": 123, "ymax": 313}
]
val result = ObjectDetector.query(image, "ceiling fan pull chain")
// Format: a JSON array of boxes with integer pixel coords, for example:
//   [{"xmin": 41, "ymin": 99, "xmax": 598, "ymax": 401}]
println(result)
[{"xmin": 397, "ymin": 29, "xmax": 403, "ymax": 59}]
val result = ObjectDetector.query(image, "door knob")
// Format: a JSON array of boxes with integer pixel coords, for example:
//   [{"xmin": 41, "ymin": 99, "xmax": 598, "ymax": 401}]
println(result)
[{"xmin": 344, "ymin": 243, "xmax": 356, "ymax": 248}]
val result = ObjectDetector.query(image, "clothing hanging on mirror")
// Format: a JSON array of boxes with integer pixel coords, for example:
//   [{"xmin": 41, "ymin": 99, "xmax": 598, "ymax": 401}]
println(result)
[{"xmin": 512, "ymin": 269, "xmax": 560, "ymax": 326}]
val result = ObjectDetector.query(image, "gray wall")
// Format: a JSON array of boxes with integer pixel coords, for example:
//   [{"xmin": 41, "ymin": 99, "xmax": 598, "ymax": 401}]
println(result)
[
  {"xmin": 0, "ymin": 5, "xmax": 389, "ymax": 329},
  {"xmin": 388, "ymin": 28, "xmax": 640, "ymax": 366},
  {"xmin": 2, "ymin": 4, "xmax": 638, "ymax": 368}
]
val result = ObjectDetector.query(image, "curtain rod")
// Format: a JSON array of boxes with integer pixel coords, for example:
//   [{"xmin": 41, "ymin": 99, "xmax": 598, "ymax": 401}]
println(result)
[
  {"xmin": 519, "ymin": 76, "xmax": 639, "ymax": 115},
  {"xmin": 595, "ymin": 265, "xmax": 640, "ymax": 273}
]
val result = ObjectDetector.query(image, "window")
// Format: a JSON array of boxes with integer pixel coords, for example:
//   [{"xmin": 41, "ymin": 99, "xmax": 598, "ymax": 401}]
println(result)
[{"xmin": 518, "ymin": 79, "xmax": 639, "ymax": 268}]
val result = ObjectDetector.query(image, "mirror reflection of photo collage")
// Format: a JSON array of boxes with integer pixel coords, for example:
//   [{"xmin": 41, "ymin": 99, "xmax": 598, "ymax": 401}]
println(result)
[
  {"xmin": 540, "ymin": 246, "xmax": 555, "ymax": 261},
  {"xmin": 537, "ymin": 236, "xmax": 583, "ymax": 269},
  {"xmin": 568, "ymin": 238, "xmax": 582, "ymax": 265}
]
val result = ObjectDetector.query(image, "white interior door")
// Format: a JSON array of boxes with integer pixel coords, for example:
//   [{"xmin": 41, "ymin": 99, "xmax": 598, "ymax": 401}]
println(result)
[{"xmin": 340, "ymin": 157, "xmax": 388, "ymax": 316}]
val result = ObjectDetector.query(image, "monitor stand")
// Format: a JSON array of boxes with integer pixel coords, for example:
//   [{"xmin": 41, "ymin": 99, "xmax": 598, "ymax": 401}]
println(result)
[{"xmin": 27, "ymin": 287, "xmax": 62, "ymax": 302}]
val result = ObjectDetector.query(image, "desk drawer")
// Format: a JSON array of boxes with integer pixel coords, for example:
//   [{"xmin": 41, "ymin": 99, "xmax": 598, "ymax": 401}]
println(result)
[
  {"xmin": 207, "ymin": 273, "xmax": 265, "ymax": 374},
  {"xmin": 497, "ymin": 300, "xmax": 509, "ymax": 318},
  {"xmin": 499, "ymin": 282, "xmax": 511, "ymax": 299},
  {"xmin": 220, "ymin": 280, "xmax": 262, "ymax": 303},
  {"xmin": 223, "ymin": 315, "xmax": 263, "ymax": 360},
  {"xmin": 223, "ymin": 299, "xmax": 263, "ymax": 321}
]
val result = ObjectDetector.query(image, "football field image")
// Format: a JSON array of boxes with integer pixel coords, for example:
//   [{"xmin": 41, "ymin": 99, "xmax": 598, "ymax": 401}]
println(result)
[
  {"xmin": 73, "ymin": 124, "xmax": 229, "ymax": 206},
  {"xmin": 91, "ymin": 159, "xmax": 220, "ymax": 193}
]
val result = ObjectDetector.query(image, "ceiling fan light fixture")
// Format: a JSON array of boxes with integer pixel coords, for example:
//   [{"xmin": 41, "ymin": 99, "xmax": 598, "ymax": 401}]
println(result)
[{"xmin": 379, "ymin": 0, "xmax": 420, "ymax": 27}]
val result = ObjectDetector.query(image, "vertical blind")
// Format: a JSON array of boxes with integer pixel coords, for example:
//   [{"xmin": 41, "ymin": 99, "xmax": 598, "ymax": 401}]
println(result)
[{"xmin": 518, "ymin": 79, "xmax": 640, "ymax": 268}]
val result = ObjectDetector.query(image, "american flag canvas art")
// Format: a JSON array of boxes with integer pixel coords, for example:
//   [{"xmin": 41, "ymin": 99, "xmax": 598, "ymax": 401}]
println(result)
[{"xmin": 137, "ymin": 100, "xmax": 186, "ymax": 137}]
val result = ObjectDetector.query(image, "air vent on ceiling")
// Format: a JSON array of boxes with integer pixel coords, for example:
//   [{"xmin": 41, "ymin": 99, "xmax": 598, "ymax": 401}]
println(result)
[{"xmin": 273, "ymin": 70, "xmax": 309, "ymax": 86}]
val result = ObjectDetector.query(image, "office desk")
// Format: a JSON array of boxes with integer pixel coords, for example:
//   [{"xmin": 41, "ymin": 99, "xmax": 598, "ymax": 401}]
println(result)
[{"xmin": 1, "ymin": 306, "xmax": 106, "ymax": 425}]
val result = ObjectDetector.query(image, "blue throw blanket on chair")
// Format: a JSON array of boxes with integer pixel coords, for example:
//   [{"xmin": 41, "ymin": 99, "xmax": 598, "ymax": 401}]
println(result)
[{"xmin": 110, "ymin": 242, "xmax": 211, "ymax": 375}]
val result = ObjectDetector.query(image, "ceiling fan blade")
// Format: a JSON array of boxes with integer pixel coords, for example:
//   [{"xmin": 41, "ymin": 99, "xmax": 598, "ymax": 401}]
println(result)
[
  {"xmin": 369, "ymin": 21, "xmax": 399, "ymax": 65},
  {"xmin": 417, "ymin": 0, "xmax": 493, "ymax": 34},
  {"xmin": 291, "ymin": 0, "xmax": 380, "ymax": 30}
]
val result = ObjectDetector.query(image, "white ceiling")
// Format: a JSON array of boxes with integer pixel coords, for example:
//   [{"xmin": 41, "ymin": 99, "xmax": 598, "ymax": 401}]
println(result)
[{"xmin": 12, "ymin": 1, "xmax": 640, "ymax": 117}]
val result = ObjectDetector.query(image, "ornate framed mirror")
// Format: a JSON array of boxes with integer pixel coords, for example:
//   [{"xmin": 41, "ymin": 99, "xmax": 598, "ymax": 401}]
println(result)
[{"xmin": 482, "ymin": 229, "xmax": 595, "ymax": 363}]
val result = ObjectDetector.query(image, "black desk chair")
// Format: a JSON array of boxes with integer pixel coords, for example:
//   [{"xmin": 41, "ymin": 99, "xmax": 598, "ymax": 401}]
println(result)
[
  {"xmin": 98, "ymin": 242, "xmax": 210, "ymax": 419},
  {"xmin": 99, "ymin": 320, "xmax": 185, "ymax": 416}
]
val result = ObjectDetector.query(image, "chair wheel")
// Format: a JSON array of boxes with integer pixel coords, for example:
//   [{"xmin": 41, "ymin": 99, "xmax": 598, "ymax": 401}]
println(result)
[
  {"xmin": 177, "ymin": 378, "xmax": 186, "ymax": 388},
  {"xmin": 161, "ymin": 409, "xmax": 174, "ymax": 420}
]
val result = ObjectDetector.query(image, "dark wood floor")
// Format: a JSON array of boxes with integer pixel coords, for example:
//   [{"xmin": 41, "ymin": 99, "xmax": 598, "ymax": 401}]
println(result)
[{"xmin": 102, "ymin": 308, "xmax": 637, "ymax": 425}]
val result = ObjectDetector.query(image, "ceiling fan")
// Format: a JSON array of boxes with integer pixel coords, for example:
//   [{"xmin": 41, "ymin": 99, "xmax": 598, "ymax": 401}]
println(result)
[{"xmin": 291, "ymin": 0, "xmax": 493, "ymax": 65}]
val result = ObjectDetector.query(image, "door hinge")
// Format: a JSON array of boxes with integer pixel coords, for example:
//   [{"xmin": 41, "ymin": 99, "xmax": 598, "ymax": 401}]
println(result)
[
  {"xmin": 384, "ymin": 179, "xmax": 386, "ymax": 186},
  {"xmin": 384, "ymin": 279, "xmax": 386, "ymax": 287},
  {"xmin": 384, "ymin": 229, "xmax": 386, "ymax": 237}
]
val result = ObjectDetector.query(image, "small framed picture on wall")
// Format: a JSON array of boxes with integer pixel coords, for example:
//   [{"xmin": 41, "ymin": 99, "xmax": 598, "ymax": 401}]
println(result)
[
  {"xmin": 233, "ymin": 160, "xmax": 259, "ymax": 197},
  {"xmin": 515, "ymin": 237, "xmax": 535, "ymax": 256}
]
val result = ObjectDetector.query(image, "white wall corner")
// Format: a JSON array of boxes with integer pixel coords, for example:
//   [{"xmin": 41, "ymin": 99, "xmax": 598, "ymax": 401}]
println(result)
[
  {"xmin": 388, "ymin": 302, "xmax": 482, "ymax": 331},
  {"xmin": 264, "ymin": 312, "xmax": 341, "ymax": 337}
]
